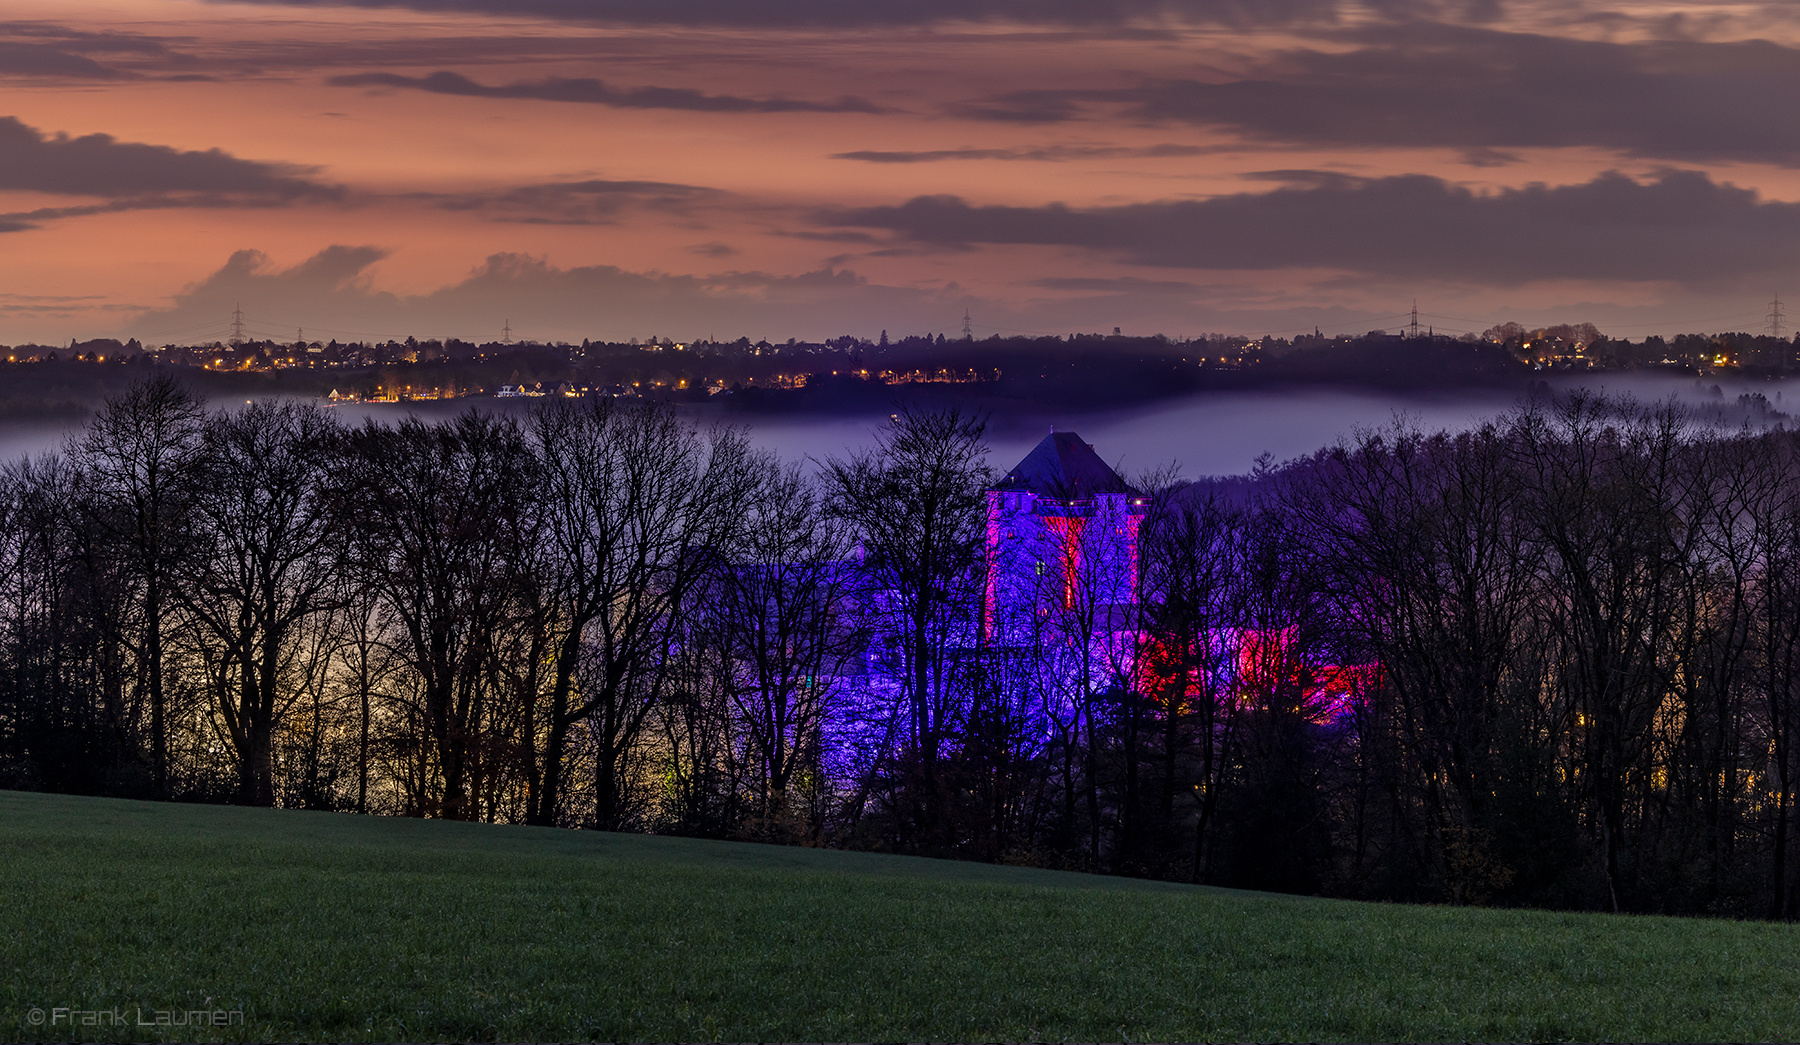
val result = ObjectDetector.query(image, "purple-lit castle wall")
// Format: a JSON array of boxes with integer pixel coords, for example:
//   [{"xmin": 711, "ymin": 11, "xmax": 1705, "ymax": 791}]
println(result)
[
  {"xmin": 818, "ymin": 433, "xmax": 1150, "ymax": 783},
  {"xmin": 818, "ymin": 431, "xmax": 1365, "ymax": 798},
  {"xmin": 982, "ymin": 433, "xmax": 1146, "ymax": 654},
  {"xmin": 969, "ymin": 433, "xmax": 1152, "ymax": 731}
]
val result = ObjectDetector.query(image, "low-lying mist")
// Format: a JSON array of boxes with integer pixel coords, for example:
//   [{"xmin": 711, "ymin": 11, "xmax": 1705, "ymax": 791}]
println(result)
[
  {"xmin": 0, "ymin": 371, "xmax": 1787, "ymax": 481},
  {"xmin": 734, "ymin": 371, "xmax": 1796, "ymax": 481}
]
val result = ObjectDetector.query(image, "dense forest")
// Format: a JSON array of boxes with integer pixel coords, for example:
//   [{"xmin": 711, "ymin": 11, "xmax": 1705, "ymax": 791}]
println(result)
[{"xmin": 8, "ymin": 377, "xmax": 1800, "ymax": 919}]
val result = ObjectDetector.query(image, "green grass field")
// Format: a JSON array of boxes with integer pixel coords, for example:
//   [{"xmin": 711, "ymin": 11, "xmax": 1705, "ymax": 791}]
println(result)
[{"xmin": 1, "ymin": 792, "xmax": 1797, "ymax": 1043}]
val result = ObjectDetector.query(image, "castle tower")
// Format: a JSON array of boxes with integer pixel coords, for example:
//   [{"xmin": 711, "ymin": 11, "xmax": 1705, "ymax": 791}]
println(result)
[{"xmin": 983, "ymin": 432, "xmax": 1146, "ymax": 645}]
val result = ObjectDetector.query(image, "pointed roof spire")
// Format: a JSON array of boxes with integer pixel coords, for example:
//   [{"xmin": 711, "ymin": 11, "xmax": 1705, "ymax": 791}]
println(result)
[{"xmin": 995, "ymin": 432, "xmax": 1130, "ymax": 497}]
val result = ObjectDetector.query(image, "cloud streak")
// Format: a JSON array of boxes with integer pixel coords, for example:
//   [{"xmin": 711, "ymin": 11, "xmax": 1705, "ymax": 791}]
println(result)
[
  {"xmin": 330, "ymin": 71, "xmax": 882, "ymax": 114},
  {"xmin": 966, "ymin": 27, "xmax": 1800, "ymax": 166},
  {"xmin": 412, "ymin": 178, "xmax": 725, "ymax": 226},
  {"xmin": 833, "ymin": 144, "xmax": 1215, "ymax": 163},
  {"xmin": 219, "ymin": 0, "xmax": 1351, "ymax": 28},
  {"xmin": 825, "ymin": 170, "xmax": 1800, "ymax": 287},
  {"xmin": 0, "ymin": 40, "xmax": 123, "ymax": 78},
  {"xmin": 0, "ymin": 21, "xmax": 181, "ymax": 55},
  {"xmin": 124, "ymin": 243, "xmax": 1416, "ymax": 345},
  {"xmin": 122, "ymin": 246, "xmax": 955, "ymax": 343},
  {"xmin": 0, "ymin": 117, "xmax": 333, "ymax": 199},
  {"xmin": 0, "ymin": 21, "xmax": 205, "ymax": 79}
]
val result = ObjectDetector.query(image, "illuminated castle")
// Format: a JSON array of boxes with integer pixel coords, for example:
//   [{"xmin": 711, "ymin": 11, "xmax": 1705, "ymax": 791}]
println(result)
[
  {"xmin": 982, "ymin": 433, "xmax": 1368, "ymax": 720},
  {"xmin": 983, "ymin": 432, "xmax": 1147, "ymax": 648}
]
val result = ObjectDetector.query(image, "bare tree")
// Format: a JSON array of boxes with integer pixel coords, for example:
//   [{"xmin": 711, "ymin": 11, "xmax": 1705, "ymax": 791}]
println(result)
[
  {"xmin": 333, "ymin": 573, "xmax": 403, "ymax": 815},
  {"xmin": 68, "ymin": 376, "xmax": 206, "ymax": 795},
  {"xmin": 1511, "ymin": 395, "xmax": 1702, "ymax": 912},
  {"xmin": 823, "ymin": 405, "xmax": 990, "ymax": 847},
  {"xmin": 1293, "ymin": 421, "xmax": 1539, "ymax": 901},
  {"xmin": 1139, "ymin": 482, "xmax": 1247, "ymax": 882},
  {"xmin": 716, "ymin": 464, "xmax": 862, "ymax": 840},
  {"xmin": 656, "ymin": 584, "xmax": 741, "ymax": 835},
  {"xmin": 1737, "ymin": 431, "xmax": 1800, "ymax": 917},
  {"xmin": 1014, "ymin": 475, "xmax": 1142, "ymax": 863},
  {"xmin": 179, "ymin": 401, "xmax": 341, "ymax": 806},
  {"xmin": 332, "ymin": 411, "xmax": 537, "ymax": 820},
  {"xmin": 529, "ymin": 398, "xmax": 759, "ymax": 829}
]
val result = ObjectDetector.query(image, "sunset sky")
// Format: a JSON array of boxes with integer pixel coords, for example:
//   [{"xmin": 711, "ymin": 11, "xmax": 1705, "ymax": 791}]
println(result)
[{"xmin": 6, "ymin": 0, "xmax": 1800, "ymax": 345}]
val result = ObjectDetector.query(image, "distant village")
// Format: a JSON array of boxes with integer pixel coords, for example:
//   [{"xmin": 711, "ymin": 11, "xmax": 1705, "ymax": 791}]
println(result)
[
  {"xmin": 0, "ymin": 321, "xmax": 1797, "ymax": 415},
  {"xmin": 0, "ymin": 333, "xmax": 1008, "ymax": 407}
]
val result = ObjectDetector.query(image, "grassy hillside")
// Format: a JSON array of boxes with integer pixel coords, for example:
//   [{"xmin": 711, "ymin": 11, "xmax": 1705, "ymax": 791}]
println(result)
[{"xmin": 2, "ymin": 792, "xmax": 1797, "ymax": 1042}]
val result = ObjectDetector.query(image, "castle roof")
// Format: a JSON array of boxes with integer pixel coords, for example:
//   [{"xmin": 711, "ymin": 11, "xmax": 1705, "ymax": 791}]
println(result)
[{"xmin": 995, "ymin": 431, "xmax": 1130, "ymax": 498}]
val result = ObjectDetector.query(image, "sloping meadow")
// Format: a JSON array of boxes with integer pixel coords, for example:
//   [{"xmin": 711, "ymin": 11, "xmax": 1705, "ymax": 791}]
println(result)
[{"xmin": 2, "ymin": 790, "xmax": 1798, "ymax": 1042}]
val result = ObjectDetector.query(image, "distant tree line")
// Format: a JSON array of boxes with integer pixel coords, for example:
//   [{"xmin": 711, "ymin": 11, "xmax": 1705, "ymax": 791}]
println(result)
[
  {"xmin": 5, "ymin": 327, "xmax": 1798, "ymax": 422},
  {"xmin": 10, "ymin": 378, "xmax": 1800, "ymax": 918}
]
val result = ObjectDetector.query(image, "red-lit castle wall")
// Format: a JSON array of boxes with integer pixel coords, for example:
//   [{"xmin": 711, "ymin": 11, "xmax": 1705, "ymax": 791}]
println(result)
[{"xmin": 982, "ymin": 488, "xmax": 1145, "ymax": 648}]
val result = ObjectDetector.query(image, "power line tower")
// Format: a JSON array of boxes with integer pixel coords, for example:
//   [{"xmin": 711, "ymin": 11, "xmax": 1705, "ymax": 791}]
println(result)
[
  {"xmin": 961, "ymin": 309, "xmax": 973, "ymax": 340},
  {"xmin": 501, "ymin": 319, "xmax": 513, "ymax": 345},
  {"xmin": 1407, "ymin": 299, "xmax": 1421, "ymax": 339},
  {"xmin": 1769, "ymin": 295, "xmax": 1787, "ymax": 339},
  {"xmin": 229, "ymin": 303, "xmax": 247, "ymax": 345}
]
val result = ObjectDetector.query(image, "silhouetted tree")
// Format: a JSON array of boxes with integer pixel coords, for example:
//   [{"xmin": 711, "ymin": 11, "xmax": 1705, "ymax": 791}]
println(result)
[
  {"xmin": 824, "ymin": 405, "xmax": 990, "ymax": 848},
  {"xmin": 332, "ymin": 411, "xmax": 537, "ymax": 820},
  {"xmin": 181, "ymin": 401, "xmax": 341, "ymax": 806},
  {"xmin": 529, "ymin": 398, "xmax": 758, "ymax": 829},
  {"xmin": 68, "ymin": 376, "xmax": 205, "ymax": 796}
]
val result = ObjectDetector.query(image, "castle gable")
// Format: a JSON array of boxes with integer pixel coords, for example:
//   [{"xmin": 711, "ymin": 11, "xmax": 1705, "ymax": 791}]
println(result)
[{"xmin": 995, "ymin": 431, "xmax": 1130, "ymax": 498}]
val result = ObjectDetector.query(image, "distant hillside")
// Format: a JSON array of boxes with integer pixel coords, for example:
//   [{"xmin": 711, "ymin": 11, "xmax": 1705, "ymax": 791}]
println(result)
[
  {"xmin": 0, "ymin": 332, "xmax": 1545, "ymax": 420},
  {"xmin": 1259, "ymin": 334, "xmax": 1523, "ymax": 385}
]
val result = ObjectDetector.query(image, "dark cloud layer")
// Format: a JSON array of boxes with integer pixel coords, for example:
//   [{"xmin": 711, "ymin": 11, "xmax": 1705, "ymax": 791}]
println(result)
[
  {"xmin": 970, "ymin": 27, "xmax": 1800, "ymax": 166},
  {"xmin": 420, "ymin": 178, "xmax": 723, "ymax": 225},
  {"xmin": 221, "ymin": 0, "xmax": 1354, "ymax": 28},
  {"xmin": 331, "ymin": 71, "xmax": 880, "ymax": 114},
  {"xmin": 123, "ymin": 246, "xmax": 954, "ymax": 344},
  {"xmin": 0, "ymin": 21, "xmax": 201, "ymax": 78},
  {"xmin": 0, "ymin": 117, "xmax": 330, "ymax": 198},
  {"xmin": 834, "ymin": 144, "xmax": 1214, "ymax": 163},
  {"xmin": 0, "ymin": 40, "xmax": 121, "ymax": 78},
  {"xmin": 0, "ymin": 21, "xmax": 179, "ymax": 55},
  {"xmin": 120, "ymin": 243, "xmax": 1448, "ymax": 347},
  {"xmin": 826, "ymin": 170, "xmax": 1800, "ymax": 286},
  {"xmin": 0, "ymin": 199, "xmax": 188, "ymax": 234}
]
